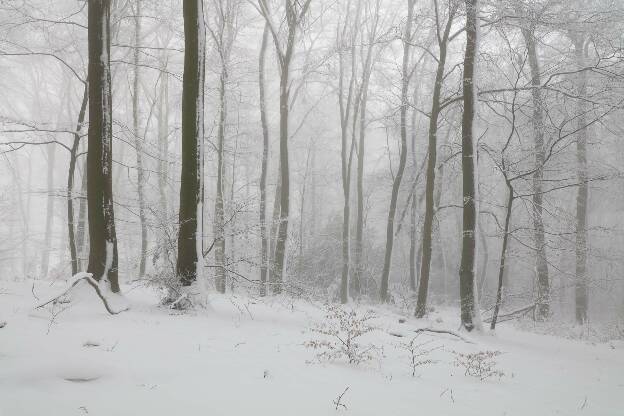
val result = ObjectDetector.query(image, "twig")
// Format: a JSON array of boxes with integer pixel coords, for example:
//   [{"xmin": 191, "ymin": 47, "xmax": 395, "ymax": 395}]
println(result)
[{"xmin": 333, "ymin": 386, "xmax": 349, "ymax": 410}]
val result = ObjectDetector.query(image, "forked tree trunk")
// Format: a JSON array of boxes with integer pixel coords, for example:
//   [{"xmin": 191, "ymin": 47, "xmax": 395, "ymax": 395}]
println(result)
[
  {"xmin": 458, "ymin": 0, "xmax": 480, "ymax": 331},
  {"xmin": 379, "ymin": 0, "xmax": 414, "ymax": 302},
  {"xmin": 87, "ymin": 0, "xmax": 119, "ymax": 292},
  {"xmin": 176, "ymin": 0, "xmax": 206, "ymax": 286}
]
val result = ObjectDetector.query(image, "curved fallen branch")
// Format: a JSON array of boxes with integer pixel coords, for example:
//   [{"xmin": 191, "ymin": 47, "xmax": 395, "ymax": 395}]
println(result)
[{"xmin": 35, "ymin": 272, "xmax": 129, "ymax": 315}]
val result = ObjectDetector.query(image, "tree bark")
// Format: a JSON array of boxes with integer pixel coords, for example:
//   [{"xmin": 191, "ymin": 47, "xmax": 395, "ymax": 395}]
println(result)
[
  {"xmin": 458, "ymin": 0, "xmax": 480, "ymax": 331},
  {"xmin": 87, "ymin": 0, "xmax": 119, "ymax": 292},
  {"xmin": 177, "ymin": 0, "xmax": 206, "ymax": 286},
  {"xmin": 379, "ymin": 0, "xmax": 414, "ymax": 303}
]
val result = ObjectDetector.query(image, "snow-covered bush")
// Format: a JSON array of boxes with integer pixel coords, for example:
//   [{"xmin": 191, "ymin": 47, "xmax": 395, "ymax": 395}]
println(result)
[
  {"xmin": 454, "ymin": 350, "xmax": 505, "ymax": 381},
  {"xmin": 305, "ymin": 304, "xmax": 378, "ymax": 365}
]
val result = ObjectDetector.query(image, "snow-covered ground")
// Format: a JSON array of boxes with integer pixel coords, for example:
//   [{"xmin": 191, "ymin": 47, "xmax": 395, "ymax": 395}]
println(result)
[{"xmin": 1, "ymin": 279, "xmax": 623, "ymax": 416}]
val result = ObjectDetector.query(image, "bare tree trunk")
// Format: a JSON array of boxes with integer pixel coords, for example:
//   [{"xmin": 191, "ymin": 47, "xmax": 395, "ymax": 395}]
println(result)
[
  {"xmin": 572, "ymin": 35, "xmax": 589, "ymax": 324},
  {"xmin": 521, "ymin": 24, "xmax": 550, "ymax": 320},
  {"xmin": 214, "ymin": 62, "xmax": 227, "ymax": 294},
  {"xmin": 87, "ymin": 0, "xmax": 119, "ymax": 291},
  {"xmin": 490, "ymin": 180, "xmax": 513, "ymax": 330},
  {"xmin": 68, "ymin": 84, "xmax": 88, "ymax": 275},
  {"xmin": 133, "ymin": 0, "xmax": 148, "ymax": 278},
  {"xmin": 415, "ymin": 4, "xmax": 456, "ymax": 317},
  {"xmin": 176, "ymin": 0, "xmax": 206, "ymax": 286},
  {"xmin": 258, "ymin": 23, "xmax": 269, "ymax": 296},
  {"xmin": 379, "ymin": 0, "xmax": 414, "ymax": 303},
  {"xmin": 458, "ymin": 0, "xmax": 480, "ymax": 331},
  {"xmin": 353, "ymin": 12, "xmax": 377, "ymax": 298},
  {"xmin": 40, "ymin": 143, "xmax": 56, "ymax": 278},
  {"xmin": 76, "ymin": 159, "xmax": 88, "ymax": 270}
]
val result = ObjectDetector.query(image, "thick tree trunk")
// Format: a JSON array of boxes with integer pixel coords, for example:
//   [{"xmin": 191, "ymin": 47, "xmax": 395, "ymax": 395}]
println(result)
[
  {"xmin": 87, "ymin": 0, "xmax": 119, "ymax": 292},
  {"xmin": 458, "ymin": 0, "xmax": 480, "ymax": 331},
  {"xmin": 415, "ymin": 5, "xmax": 456, "ymax": 317},
  {"xmin": 259, "ymin": 23, "xmax": 269, "ymax": 297},
  {"xmin": 379, "ymin": 0, "xmax": 414, "ymax": 303},
  {"xmin": 521, "ymin": 25, "xmax": 550, "ymax": 320},
  {"xmin": 572, "ymin": 36, "xmax": 589, "ymax": 324},
  {"xmin": 177, "ymin": 0, "xmax": 206, "ymax": 286},
  {"xmin": 133, "ymin": 0, "xmax": 148, "ymax": 278}
]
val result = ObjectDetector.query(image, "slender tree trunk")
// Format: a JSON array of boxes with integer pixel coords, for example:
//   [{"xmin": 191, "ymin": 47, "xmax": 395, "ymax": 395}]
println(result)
[
  {"xmin": 458, "ymin": 0, "xmax": 480, "ymax": 331},
  {"xmin": 40, "ymin": 143, "xmax": 56, "ymax": 278},
  {"xmin": 214, "ymin": 63, "xmax": 227, "ymax": 294},
  {"xmin": 259, "ymin": 23, "xmax": 270, "ymax": 297},
  {"xmin": 353, "ymin": 36, "xmax": 375, "ymax": 299},
  {"xmin": 572, "ymin": 36, "xmax": 589, "ymax": 324},
  {"xmin": 177, "ymin": 0, "xmax": 206, "ymax": 286},
  {"xmin": 133, "ymin": 0, "xmax": 148, "ymax": 278},
  {"xmin": 68, "ymin": 84, "xmax": 88, "ymax": 275},
  {"xmin": 158, "ymin": 66, "xmax": 170, "ymax": 219},
  {"xmin": 522, "ymin": 25, "xmax": 550, "ymax": 320},
  {"xmin": 271, "ymin": 66, "xmax": 291, "ymax": 294},
  {"xmin": 379, "ymin": 0, "xmax": 414, "ymax": 303},
  {"xmin": 490, "ymin": 181, "xmax": 513, "ymax": 330},
  {"xmin": 415, "ymin": 6, "xmax": 456, "ymax": 317},
  {"xmin": 76, "ymin": 159, "xmax": 88, "ymax": 270},
  {"xmin": 87, "ymin": 0, "xmax": 119, "ymax": 291}
]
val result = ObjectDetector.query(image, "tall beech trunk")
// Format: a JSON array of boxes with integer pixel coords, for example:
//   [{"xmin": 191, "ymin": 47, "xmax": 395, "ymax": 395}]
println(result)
[
  {"xmin": 458, "ymin": 0, "xmax": 479, "ymax": 331},
  {"xmin": 572, "ymin": 35, "xmax": 589, "ymax": 324},
  {"xmin": 214, "ymin": 64, "xmax": 227, "ymax": 294},
  {"xmin": 133, "ymin": 0, "xmax": 148, "ymax": 278},
  {"xmin": 176, "ymin": 0, "xmax": 206, "ymax": 286},
  {"xmin": 521, "ymin": 24, "xmax": 550, "ymax": 320},
  {"xmin": 87, "ymin": 0, "xmax": 119, "ymax": 292},
  {"xmin": 259, "ymin": 23, "xmax": 270, "ymax": 296},
  {"xmin": 76, "ymin": 159, "xmax": 88, "ymax": 270},
  {"xmin": 415, "ymin": 4, "xmax": 456, "ymax": 317},
  {"xmin": 379, "ymin": 0, "xmax": 414, "ymax": 302}
]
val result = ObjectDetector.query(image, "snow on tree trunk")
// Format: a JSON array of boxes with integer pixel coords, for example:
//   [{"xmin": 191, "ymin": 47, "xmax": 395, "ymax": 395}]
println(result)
[
  {"xmin": 176, "ymin": 0, "xmax": 206, "ymax": 296},
  {"xmin": 87, "ymin": 0, "xmax": 119, "ymax": 293}
]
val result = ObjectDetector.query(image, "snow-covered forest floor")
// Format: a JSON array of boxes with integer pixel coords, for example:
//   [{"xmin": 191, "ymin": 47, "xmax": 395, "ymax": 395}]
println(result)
[{"xmin": 1, "ymin": 279, "xmax": 623, "ymax": 416}]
